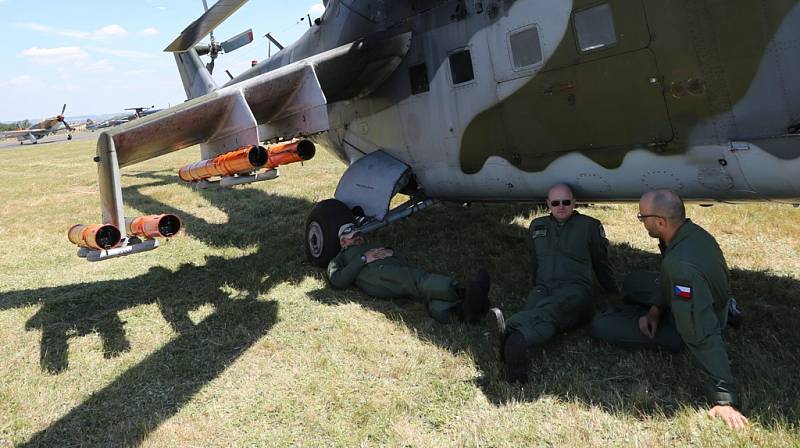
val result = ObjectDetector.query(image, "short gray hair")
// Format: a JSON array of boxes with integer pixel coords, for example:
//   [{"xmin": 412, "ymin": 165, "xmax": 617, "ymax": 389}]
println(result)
[{"xmin": 650, "ymin": 189, "xmax": 685, "ymax": 225}]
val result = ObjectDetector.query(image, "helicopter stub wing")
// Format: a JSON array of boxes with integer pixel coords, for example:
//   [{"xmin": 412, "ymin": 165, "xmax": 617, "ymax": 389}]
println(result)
[
  {"xmin": 105, "ymin": 62, "xmax": 327, "ymax": 169},
  {"xmin": 95, "ymin": 61, "xmax": 328, "ymax": 234}
]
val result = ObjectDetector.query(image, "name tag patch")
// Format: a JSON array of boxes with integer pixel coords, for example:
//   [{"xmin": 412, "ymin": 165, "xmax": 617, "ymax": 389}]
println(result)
[
  {"xmin": 532, "ymin": 225, "xmax": 547, "ymax": 239},
  {"xmin": 674, "ymin": 284, "xmax": 692, "ymax": 300}
]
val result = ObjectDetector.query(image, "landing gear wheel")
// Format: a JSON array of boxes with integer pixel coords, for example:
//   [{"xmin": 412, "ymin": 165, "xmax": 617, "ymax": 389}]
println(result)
[
  {"xmin": 305, "ymin": 199, "xmax": 354, "ymax": 267},
  {"xmin": 67, "ymin": 134, "xmax": 73, "ymax": 141}
]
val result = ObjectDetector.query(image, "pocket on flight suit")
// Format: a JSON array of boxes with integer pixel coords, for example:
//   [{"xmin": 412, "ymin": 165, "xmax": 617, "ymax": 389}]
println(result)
[{"xmin": 671, "ymin": 298, "xmax": 696, "ymax": 342}]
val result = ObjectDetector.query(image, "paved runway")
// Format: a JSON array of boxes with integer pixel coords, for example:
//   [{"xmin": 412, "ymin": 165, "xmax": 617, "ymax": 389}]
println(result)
[{"xmin": 0, "ymin": 131, "xmax": 97, "ymax": 149}]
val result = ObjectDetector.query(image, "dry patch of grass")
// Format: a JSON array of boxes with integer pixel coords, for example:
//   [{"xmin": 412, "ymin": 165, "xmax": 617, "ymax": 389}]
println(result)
[{"xmin": 0, "ymin": 138, "xmax": 798, "ymax": 447}]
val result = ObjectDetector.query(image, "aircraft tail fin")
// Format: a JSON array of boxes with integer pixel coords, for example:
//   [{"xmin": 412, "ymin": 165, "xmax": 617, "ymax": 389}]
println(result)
[
  {"xmin": 163, "ymin": 0, "xmax": 249, "ymax": 53},
  {"xmin": 166, "ymin": 1, "xmax": 252, "ymax": 100},
  {"xmin": 174, "ymin": 49, "xmax": 218, "ymax": 100}
]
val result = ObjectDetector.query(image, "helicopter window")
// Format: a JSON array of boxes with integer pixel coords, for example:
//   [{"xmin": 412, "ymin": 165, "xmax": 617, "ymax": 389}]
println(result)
[
  {"xmin": 409, "ymin": 63, "xmax": 430, "ymax": 94},
  {"xmin": 449, "ymin": 49, "xmax": 474, "ymax": 85},
  {"xmin": 509, "ymin": 26, "xmax": 543, "ymax": 69},
  {"xmin": 574, "ymin": 3, "xmax": 617, "ymax": 53}
]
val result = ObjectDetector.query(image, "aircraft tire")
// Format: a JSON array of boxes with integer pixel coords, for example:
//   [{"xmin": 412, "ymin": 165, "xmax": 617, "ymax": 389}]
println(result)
[
  {"xmin": 68, "ymin": 135, "xmax": 73, "ymax": 140},
  {"xmin": 305, "ymin": 198, "xmax": 354, "ymax": 268}
]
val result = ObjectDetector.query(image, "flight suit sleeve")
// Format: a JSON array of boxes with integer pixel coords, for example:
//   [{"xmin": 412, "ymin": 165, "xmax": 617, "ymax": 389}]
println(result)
[
  {"xmin": 668, "ymin": 263, "xmax": 738, "ymax": 406},
  {"xmin": 326, "ymin": 251, "xmax": 365, "ymax": 290},
  {"xmin": 589, "ymin": 222, "xmax": 619, "ymax": 294},
  {"xmin": 527, "ymin": 222, "xmax": 540, "ymax": 285}
]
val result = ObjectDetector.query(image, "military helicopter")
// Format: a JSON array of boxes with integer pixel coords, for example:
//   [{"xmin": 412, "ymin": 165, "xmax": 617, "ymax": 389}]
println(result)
[
  {"xmin": 70, "ymin": 0, "xmax": 800, "ymax": 265},
  {"xmin": 1, "ymin": 104, "xmax": 74, "ymax": 144}
]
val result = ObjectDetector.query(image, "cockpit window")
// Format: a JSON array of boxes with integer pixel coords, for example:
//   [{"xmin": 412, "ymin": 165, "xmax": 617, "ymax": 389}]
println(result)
[
  {"xmin": 449, "ymin": 49, "xmax": 475, "ymax": 85},
  {"xmin": 574, "ymin": 4, "xmax": 617, "ymax": 53}
]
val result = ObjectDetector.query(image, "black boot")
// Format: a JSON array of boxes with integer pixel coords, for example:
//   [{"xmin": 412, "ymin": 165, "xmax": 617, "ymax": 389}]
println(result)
[
  {"xmin": 504, "ymin": 330, "xmax": 530, "ymax": 383},
  {"xmin": 485, "ymin": 307, "xmax": 506, "ymax": 362},
  {"xmin": 462, "ymin": 269, "xmax": 491, "ymax": 324}
]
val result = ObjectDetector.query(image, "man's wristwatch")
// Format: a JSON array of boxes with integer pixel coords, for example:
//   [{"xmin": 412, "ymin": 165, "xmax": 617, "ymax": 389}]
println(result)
[{"xmin": 360, "ymin": 255, "xmax": 367, "ymax": 264}]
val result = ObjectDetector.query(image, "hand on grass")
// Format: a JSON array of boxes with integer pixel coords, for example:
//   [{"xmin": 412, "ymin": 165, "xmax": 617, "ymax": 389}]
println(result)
[{"xmin": 708, "ymin": 405, "xmax": 749, "ymax": 429}]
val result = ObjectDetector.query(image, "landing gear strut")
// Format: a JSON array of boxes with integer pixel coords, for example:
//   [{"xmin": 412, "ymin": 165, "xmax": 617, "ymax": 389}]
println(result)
[{"xmin": 304, "ymin": 150, "xmax": 438, "ymax": 267}]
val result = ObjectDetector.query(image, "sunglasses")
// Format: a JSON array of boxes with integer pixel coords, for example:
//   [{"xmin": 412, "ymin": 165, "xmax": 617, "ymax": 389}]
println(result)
[
  {"xmin": 636, "ymin": 212, "xmax": 663, "ymax": 222},
  {"xmin": 549, "ymin": 199, "xmax": 572, "ymax": 207}
]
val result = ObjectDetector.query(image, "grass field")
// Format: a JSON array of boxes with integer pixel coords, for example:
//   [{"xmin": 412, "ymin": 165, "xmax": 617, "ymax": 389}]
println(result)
[{"xmin": 1, "ymin": 136, "xmax": 798, "ymax": 447}]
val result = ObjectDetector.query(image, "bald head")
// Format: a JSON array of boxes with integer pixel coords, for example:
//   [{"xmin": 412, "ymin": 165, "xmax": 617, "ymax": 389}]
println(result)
[
  {"xmin": 547, "ymin": 183, "xmax": 574, "ymax": 201},
  {"xmin": 546, "ymin": 183, "xmax": 576, "ymax": 222},
  {"xmin": 641, "ymin": 189, "xmax": 685, "ymax": 225}
]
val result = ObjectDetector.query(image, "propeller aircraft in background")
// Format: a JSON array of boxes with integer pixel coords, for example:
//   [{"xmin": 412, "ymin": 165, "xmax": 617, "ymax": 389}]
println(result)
[
  {"xmin": 68, "ymin": 0, "xmax": 800, "ymax": 266},
  {"xmin": 87, "ymin": 106, "xmax": 163, "ymax": 132},
  {"xmin": 1, "ymin": 104, "xmax": 74, "ymax": 144}
]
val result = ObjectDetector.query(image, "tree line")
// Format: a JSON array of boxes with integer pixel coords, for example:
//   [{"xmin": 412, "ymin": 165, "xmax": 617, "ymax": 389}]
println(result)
[{"xmin": 0, "ymin": 120, "xmax": 32, "ymax": 131}]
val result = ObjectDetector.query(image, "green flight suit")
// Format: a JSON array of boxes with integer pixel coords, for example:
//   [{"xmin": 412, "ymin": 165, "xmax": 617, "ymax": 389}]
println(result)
[
  {"xmin": 327, "ymin": 242, "xmax": 461, "ymax": 322},
  {"xmin": 506, "ymin": 211, "xmax": 618, "ymax": 347},
  {"xmin": 590, "ymin": 220, "xmax": 738, "ymax": 406}
]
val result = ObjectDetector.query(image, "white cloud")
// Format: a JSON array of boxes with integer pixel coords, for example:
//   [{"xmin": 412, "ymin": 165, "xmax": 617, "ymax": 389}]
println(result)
[
  {"xmin": 95, "ymin": 24, "xmax": 128, "ymax": 38},
  {"xmin": 86, "ymin": 46, "xmax": 157, "ymax": 60},
  {"xmin": 0, "ymin": 75, "xmax": 34, "ymax": 87},
  {"xmin": 18, "ymin": 22, "xmax": 129, "ymax": 40},
  {"xmin": 76, "ymin": 59, "xmax": 114, "ymax": 74},
  {"xmin": 156, "ymin": 6, "xmax": 166, "ymax": 10},
  {"xmin": 17, "ymin": 46, "xmax": 89, "ymax": 64},
  {"xmin": 308, "ymin": 3, "xmax": 325, "ymax": 15},
  {"xmin": 138, "ymin": 27, "xmax": 160, "ymax": 37}
]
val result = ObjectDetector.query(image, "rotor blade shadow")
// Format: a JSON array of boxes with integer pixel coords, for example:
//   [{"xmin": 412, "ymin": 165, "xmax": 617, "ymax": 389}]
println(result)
[{"xmin": 21, "ymin": 298, "xmax": 278, "ymax": 447}]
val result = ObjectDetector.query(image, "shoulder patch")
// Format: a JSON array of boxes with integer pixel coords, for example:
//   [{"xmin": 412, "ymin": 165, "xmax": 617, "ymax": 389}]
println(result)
[
  {"xmin": 532, "ymin": 224, "xmax": 547, "ymax": 239},
  {"xmin": 599, "ymin": 224, "xmax": 607, "ymax": 239},
  {"xmin": 674, "ymin": 283, "xmax": 692, "ymax": 300}
]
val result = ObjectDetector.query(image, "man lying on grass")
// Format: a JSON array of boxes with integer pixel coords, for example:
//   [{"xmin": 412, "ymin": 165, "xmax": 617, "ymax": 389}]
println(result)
[{"xmin": 327, "ymin": 223, "xmax": 491, "ymax": 324}]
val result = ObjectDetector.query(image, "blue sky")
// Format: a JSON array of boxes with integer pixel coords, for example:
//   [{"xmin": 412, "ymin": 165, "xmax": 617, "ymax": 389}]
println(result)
[{"xmin": 0, "ymin": 0, "xmax": 325, "ymax": 122}]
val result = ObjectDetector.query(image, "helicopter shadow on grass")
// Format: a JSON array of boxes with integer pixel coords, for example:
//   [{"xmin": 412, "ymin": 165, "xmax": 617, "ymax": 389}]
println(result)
[
  {"xmin": 305, "ymin": 203, "xmax": 800, "ymax": 429},
  {"xmin": 1, "ymin": 170, "xmax": 324, "ymax": 447}
]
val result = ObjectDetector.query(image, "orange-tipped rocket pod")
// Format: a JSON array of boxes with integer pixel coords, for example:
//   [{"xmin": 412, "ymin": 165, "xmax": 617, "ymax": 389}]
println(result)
[
  {"xmin": 67, "ymin": 224, "xmax": 122, "ymax": 250},
  {"xmin": 178, "ymin": 145, "xmax": 268, "ymax": 182},
  {"xmin": 126, "ymin": 214, "xmax": 182, "ymax": 239},
  {"xmin": 265, "ymin": 140, "xmax": 316, "ymax": 169}
]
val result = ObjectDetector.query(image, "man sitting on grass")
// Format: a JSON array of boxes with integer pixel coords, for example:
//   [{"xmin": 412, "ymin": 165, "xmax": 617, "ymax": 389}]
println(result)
[
  {"xmin": 590, "ymin": 189, "xmax": 748, "ymax": 429},
  {"xmin": 327, "ymin": 223, "xmax": 491, "ymax": 324},
  {"xmin": 486, "ymin": 183, "xmax": 619, "ymax": 382}
]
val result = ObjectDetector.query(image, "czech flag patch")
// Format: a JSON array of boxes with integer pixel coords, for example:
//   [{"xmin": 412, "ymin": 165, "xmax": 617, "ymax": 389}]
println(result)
[{"xmin": 674, "ymin": 284, "xmax": 692, "ymax": 299}]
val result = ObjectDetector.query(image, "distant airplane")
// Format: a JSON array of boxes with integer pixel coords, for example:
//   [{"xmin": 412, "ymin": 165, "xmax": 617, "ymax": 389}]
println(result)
[
  {"xmin": 125, "ymin": 106, "xmax": 161, "ymax": 119},
  {"xmin": 88, "ymin": 106, "xmax": 162, "ymax": 132},
  {"xmin": 0, "ymin": 104, "xmax": 74, "ymax": 144}
]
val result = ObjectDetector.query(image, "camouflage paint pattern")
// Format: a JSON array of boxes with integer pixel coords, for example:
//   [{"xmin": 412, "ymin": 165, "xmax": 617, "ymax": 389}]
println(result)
[{"xmin": 460, "ymin": 0, "xmax": 800, "ymax": 174}]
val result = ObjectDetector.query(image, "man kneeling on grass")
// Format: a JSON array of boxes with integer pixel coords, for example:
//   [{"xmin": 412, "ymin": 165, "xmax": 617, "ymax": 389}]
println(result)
[{"xmin": 327, "ymin": 223, "xmax": 491, "ymax": 324}]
